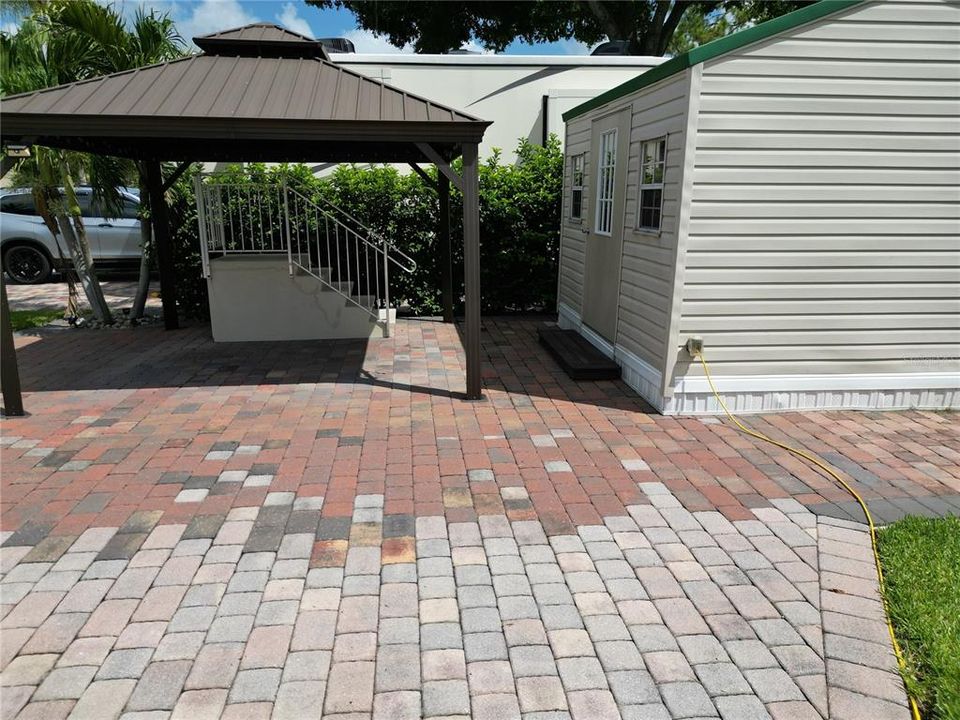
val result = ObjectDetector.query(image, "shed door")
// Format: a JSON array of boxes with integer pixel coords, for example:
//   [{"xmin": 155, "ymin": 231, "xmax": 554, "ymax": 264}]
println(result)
[{"xmin": 582, "ymin": 110, "xmax": 629, "ymax": 344}]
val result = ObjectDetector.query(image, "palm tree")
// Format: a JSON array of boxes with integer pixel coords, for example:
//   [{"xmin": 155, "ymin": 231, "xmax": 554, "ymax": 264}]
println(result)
[
  {"xmin": 51, "ymin": 2, "xmax": 185, "ymax": 320},
  {"xmin": 0, "ymin": 2, "xmax": 185, "ymax": 322},
  {"xmin": 1, "ymin": 12, "xmax": 119, "ymax": 322}
]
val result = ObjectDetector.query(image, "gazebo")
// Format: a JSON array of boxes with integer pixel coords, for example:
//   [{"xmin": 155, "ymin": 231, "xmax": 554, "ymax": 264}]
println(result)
[{"xmin": 0, "ymin": 23, "xmax": 491, "ymax": 408}]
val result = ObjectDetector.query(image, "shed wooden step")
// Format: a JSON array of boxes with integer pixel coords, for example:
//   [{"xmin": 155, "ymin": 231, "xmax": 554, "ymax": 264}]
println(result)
[{"xmin": 538, "ymin": 326, "xmax": 621, "ymax": 381}]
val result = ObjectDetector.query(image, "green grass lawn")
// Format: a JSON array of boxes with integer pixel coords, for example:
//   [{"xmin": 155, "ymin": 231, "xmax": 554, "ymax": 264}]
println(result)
[
  {"xmin": 9, "ymin": 309, "xmax": 63, "ymax": 332},
  {"xmin": 878, "ymin": 515, "xmax": 960, "ymax": 720}
]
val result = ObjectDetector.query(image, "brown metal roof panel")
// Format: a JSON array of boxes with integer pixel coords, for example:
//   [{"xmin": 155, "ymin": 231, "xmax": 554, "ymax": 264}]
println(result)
[
  {"xmin": 41, "ymin": 79, "xmax": 108, "ymax": 115},
  {"xmin": 282, "ymin": 60, "xmax": 316, "ymax": 119},
  {"xmin": 181, "ymin": 56, "xmax": 241, "ymax": 117},
  {"xmin": 93, "ymin": 62, "xmax": 174, "ymax": 115},
  {"xmin": 306, "ymin": 64, "xmax": 340, "ymax": 120},
  {"xmin": 149, "ymin": 57, "xmax": 218, "ymax": 116},
  {"xmin": 260, "ymin": 60, "xmax": 304, "ymax": 119},
  {"xmin": 403, "ymin": 94, "xmax": 428, "ymax": 122},
  {"xmin": 74, "ymin": 70, "xmax": 142, "ymax": 115},
  {"xmin": 10, "ymin": 85, "xmax": 70, "ymax": 114},
  {"xmin": 332, "ymin": 70, "xmax": 360, "ymax": 120},
  {"xmin": 233, "ymin": 57, "xmax": 283, "ymax": 117},
  {"xmin": 356, "ymin": 79, "xmax": 381, "ymax": 122},
  {"xmin": 381, "ymin": 88, "xmax": 404, "ymax": 122},
  {"xmin": 130, "ymin": 60, "xmax": 195, "ymax": 116},
  {"xmin": 200, "ymin": 23, "xmax": 314, "ymax": 43},
  {"xmin": 206, "ymin": 57, "xmax": 260, "ymax": 117}
]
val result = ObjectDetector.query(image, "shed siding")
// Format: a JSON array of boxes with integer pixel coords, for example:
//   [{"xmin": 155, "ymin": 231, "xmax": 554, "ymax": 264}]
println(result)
[
  {"xmin": 679, "ymin": 0, "xmax": 960, "ymax": 378},
  {"xmin": 559, "ymin": 117, "xmax": 591, "ymax": 311},
  {"xmin": 618, "ymin": 72, "xmax": 690, "ymax": 371}
]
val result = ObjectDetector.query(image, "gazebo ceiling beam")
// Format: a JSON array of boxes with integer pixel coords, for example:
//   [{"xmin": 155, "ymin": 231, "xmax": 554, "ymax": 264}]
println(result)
[
  {"xmin": 415, "ymin": 142, "xmax": 463, "ymax": 193},
  {"xmin": 408, "ymin": 163, "xmax": 437, "ymax": 189},
  {"xmin": 161, "ymin": 162, "xmax": 193, "ymax": 193}
]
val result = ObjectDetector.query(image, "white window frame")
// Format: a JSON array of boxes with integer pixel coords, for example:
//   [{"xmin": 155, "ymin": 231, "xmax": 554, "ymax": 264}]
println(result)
[
  {"xmin": 570, "ymin": 154, "xmax": 585, "ymax": 221},
  {"xmin": 594, "ymin": 129, "xmax": 617, "ymax": 236},
  {"xmin": 637, "ymin": 136, "xmax": 667, "ymax": 233}
]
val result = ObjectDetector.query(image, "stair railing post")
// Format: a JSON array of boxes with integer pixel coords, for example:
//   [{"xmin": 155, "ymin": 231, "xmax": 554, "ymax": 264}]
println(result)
[
  {"xmin": 283, "ymin": 179, "xmax": 293, "ymax": 277},
  {"xmin": 382, "ymin": 238, "xmax": 391, "ymax": 338}
]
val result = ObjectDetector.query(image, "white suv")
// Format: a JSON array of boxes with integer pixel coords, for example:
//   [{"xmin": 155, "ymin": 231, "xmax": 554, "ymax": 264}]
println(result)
[{"xmin": 0, "ymin": 187, "xmax": 142, "ymax": 284}]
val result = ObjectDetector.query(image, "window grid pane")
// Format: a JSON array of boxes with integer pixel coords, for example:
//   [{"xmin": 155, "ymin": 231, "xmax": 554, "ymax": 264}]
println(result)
[
  {"xmin": 595, "ymin": 129, "xmax": 617, "ymax": 235},
  {"xmin": 571, "ymin": 154, "xmax": 585, "ymax": 219},
  {"xmin": 638, "ymin": 138, "xmax": 666, "ymax": 231}
]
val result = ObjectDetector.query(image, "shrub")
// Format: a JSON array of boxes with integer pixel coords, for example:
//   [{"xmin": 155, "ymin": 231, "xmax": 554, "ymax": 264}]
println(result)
[{"xmin": 165, "ymin": 136, "xmax": 563, "ymax": 319}]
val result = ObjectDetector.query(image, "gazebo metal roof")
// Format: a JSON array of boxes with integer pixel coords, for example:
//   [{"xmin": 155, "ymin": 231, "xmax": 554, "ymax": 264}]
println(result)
[
  {"xmin": 193, "ymin": 22, "xmax": 331, "ymax": 57},
  {"xmin": 0, "ymin": 23, "xmax": 488, "ymax": 408},
  {"xmin": 0, "ymin": 23, "xmax": 489, "ymax": 162}
]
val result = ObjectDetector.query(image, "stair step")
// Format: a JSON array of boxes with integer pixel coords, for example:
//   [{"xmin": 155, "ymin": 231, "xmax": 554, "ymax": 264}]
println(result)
[
  {"xmin": 325, "ymin": 280, "xmax": 353, "ymax": 294},
  {"xmin": 293, "ymin": 264, "xmax": 332, "ymax": 282},
  {"xmin": 538, "ymin": 326, "xmax": 620, "ymax": 381}
]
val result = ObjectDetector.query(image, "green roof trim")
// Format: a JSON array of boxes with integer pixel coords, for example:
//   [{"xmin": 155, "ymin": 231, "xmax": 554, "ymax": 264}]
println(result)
[{"xmin": 562, "ymin": 0, "xmax": 864, "ymax": 122}]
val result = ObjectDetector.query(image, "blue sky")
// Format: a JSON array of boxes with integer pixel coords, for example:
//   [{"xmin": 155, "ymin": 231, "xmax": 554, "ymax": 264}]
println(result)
[{"xmin": 91, "ymin": 0, "xmax": 593, "ymax": 55}]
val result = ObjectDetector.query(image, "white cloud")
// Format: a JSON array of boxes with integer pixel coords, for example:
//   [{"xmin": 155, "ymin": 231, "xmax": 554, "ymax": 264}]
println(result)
[
  {"xmin": 341, "ymin": 28, "xmax": 413, "ymax": 54},
  {"xmin": 97, "ymin": 0, "xmax": 259, "ymax": 46},
  {"xmin": 276, "ymin": 2, "xmax": 313, "ymax": 38},
  {"xmin": 340, "ymin": 29, "xmax": 499, "ymax": 55},
  {"xmin": 177, "ymin": 0, "xmax": 259, "ymax": 42}
]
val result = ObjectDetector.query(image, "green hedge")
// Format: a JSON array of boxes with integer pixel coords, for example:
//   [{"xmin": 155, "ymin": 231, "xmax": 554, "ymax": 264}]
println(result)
[{"xmin": 167, "ymin": 136, "xmax": 562, "ymax": 319}]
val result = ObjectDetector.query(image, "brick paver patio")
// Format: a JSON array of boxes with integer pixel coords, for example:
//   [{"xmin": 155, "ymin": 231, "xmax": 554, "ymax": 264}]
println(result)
[
  {"xmin": 2, "ymin": 317, "xmax": 957, "ymax": 719},
  {"xmin": 7, "ymin": 279, "xmax": 161, "ymax": 314}
]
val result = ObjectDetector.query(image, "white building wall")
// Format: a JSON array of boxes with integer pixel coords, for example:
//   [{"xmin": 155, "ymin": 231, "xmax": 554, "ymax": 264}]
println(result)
[
  {"xmin": 332, "ymin": 54, "xmax": 662, "ymax": 161},
  {"xmin": 671, "ymin": 0, "xmax": 960, "ymax": 413}
]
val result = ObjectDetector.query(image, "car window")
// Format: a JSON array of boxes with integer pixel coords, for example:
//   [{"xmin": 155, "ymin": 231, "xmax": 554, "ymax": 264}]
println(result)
[
  {"xmin": 121, "ymin": 198, "xmax": 140, "ymax": 219},
  {"xmin": 93, "ymin": 196, "xmax": 140, "ymax": 220},
  {"xmin": 1, "ymin": 194, "xmax": 37, "ymax": 216},
  {"xmin": 76, "ymin": 194, "xmax": 95, "ymax": 218}
]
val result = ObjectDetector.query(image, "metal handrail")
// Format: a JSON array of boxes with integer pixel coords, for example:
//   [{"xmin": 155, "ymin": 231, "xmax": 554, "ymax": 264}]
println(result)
[
  {"xmin": 196, "ymin": 173, "xmax": 417, "ymax": 273},
  {"xmin": 286, "ymin": 187, "xmax": 417, "ymax": 274},
  {"xmin": 195, "ymin": 176, "xmax": 415, "ymax": 338}
]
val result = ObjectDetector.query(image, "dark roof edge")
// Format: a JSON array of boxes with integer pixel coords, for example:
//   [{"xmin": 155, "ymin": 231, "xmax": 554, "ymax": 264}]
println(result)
[
  {"xmin": 562, "ymin": 0, "xmax": 864, "ymax": 122},
  {"xmin": 194, "ymin": 36, "xmax": 330, "ymax": 60},
  {"xmin": 0, "ymin": 113, "xmax": 492, "ymax": 144}
]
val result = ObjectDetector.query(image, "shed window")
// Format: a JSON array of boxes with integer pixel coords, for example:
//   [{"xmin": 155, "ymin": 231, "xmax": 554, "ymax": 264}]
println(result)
[
  {"xmin": 638, "ymin": 137, "xmax": 666, "ymax": 231},
  {"xmin": 594, "ymin": 129, "xmax": 617, "ymax": 235},
  {"xmin": 570, "ymin": 154, "xmax": 585, "ymax": 220}
]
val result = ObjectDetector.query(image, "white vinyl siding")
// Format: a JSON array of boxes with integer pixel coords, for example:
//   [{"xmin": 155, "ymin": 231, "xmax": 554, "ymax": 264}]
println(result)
[
  {"xmin": 678, "ymin": 0, "xmax": 960, "ymax": 377},
  {"xmin": 594, "ymin": 129, "xmax": 617, "ymax": 234},
  {"xmin": 559, "ymin": 118, "xmax": 592, "ymax": 311},
  {"xmin": 618, "ymin": 72, "xmax": 692, "ymax": 374}
]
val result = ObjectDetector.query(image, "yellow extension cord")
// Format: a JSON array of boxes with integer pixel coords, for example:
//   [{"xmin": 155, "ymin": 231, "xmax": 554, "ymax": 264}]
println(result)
[{"xmin": 695, "ymin": 352, "xmax": 922, "ymax": 720}]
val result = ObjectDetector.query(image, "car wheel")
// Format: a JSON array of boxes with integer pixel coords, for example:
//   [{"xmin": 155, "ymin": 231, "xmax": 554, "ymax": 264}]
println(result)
[{"xmin": 3, "ymin": 244, "xmax": 52, "ymax": 284}]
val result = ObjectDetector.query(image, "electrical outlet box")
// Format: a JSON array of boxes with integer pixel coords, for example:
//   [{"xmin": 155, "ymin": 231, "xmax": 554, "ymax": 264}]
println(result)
[{"xmin": 685, "ymin": 336, "xmax": 704, "ymax": 356}]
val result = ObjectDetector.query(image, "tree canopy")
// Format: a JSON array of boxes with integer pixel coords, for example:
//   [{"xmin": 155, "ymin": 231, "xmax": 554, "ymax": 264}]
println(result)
[{"xmin": 307, "ymin": 0, "xmax": 813, "ymax": 56}]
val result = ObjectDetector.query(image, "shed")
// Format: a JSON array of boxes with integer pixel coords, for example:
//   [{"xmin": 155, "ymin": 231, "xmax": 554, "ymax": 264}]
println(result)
[{"xmin": 557, "ymin": 0, "xmax": 960, "ymax": 414}]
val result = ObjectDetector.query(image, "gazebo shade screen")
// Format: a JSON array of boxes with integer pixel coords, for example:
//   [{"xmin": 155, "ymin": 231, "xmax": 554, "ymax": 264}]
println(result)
[{"xmin": 0, "ymin": 23, "xmax": 490, "ymax": 162}]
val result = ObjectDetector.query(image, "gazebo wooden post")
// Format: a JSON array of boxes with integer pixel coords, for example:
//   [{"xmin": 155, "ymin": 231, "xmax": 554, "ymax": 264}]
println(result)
[
  {"xmin": 145, "ymin": 162, "xmax": 180, "ymax": 330},
  {"xmin": 438, "ymin": 172, "xmax": 454, "ymax": 324},
  {"xmin": 0, "ymin": 273, "xmax": 24, "ymax": 416},
  {"xmin": 462, "ymin": 143, "xmax": 482, "ymax": 400}
]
